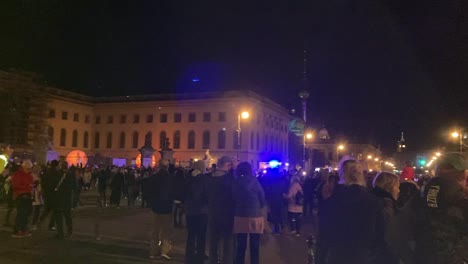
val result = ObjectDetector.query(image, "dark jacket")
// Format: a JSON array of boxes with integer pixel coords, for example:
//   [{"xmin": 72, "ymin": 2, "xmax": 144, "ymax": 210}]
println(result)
[
  {"xmin": 185, "ymin": 173, "xmax": 208, "ymax": 215},
  {"xmin": 207, "ymin": 170, "xmax": 235, "ymax": 231},
  {"xmin": 148, "ymin": 169, "xmax": 173, "ymax": 214},
  {"xmin": 233, "ymin": 175, "xmax": 265, "ymax": 218},
  {"xmin": 321, "ymin": 184, "xmax": 385, "ymax": 264}
]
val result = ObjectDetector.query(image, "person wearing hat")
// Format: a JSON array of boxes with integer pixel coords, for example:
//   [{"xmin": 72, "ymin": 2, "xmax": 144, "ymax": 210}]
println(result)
[
  {"xmin": 11, "ymin": 160, "xmax": 34, "ymax": 238},
  {"xmin": 184, "ymin": 160, "xmax": 208, "ymax": 264},
  {"xmin": 416, "ymin": 153, "xmax": 468, "ymax": 264}
]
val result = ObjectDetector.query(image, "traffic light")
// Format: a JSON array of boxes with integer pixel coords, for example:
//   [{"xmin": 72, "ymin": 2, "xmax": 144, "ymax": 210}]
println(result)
[{"xmin": 416, "ymin": 156, "xmax": 426, "ymax": 166}]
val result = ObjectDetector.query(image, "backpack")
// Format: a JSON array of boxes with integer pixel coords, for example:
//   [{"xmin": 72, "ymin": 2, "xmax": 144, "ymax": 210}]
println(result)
[{"xmin": 295, "ymin": 190, "xmax": 304, "ymax": 205}]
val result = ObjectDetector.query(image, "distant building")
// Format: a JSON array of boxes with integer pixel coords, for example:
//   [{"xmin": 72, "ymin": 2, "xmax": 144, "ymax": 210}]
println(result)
[{"xmin": 397, "ymin": 132, "xmax": 406, "ymax": 152}]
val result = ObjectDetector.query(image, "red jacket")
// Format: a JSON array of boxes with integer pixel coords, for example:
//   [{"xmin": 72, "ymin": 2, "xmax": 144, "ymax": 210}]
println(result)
[
  {"xmin": 11, "ymin": 168, "xmax": 34, "ymax": 199},
  {"xmin": 400, "ymin": 166, "xmax": 415, "ymax": 181}
]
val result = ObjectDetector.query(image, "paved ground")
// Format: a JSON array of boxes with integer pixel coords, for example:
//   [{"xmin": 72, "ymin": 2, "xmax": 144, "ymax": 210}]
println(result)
[{"xmin": 0, "ymin": 190, "xmax": 314, "ymax": 264}]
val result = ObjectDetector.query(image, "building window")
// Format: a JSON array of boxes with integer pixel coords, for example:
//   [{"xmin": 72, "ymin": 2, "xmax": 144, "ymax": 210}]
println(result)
[
  {"xmin": 107, "ymin": 116, "xmax": 114, "ymax": 124},
  {"xmin": 72, "ymin": 130, "xmax": 78, "ymax": 147},
  {"xmin": 218, "ymin": 112, "xmax": 226, "ymax": 122},
  {"xmin": 47, "ymin": 126, "xmax": 54, "ymax": 143},
  {"xmin": 233, "ymin": 132, "xmax": 240, "ymax": 149},
  {"xmin": 203, "ymin": 112, "xmax": 211, "ymax": 122},
  {"xmin": 60, "ymin": 129, "xmax": 66, "ymax": 146},
  {"xmin": 146, "ymin": 115, "xmax": 153, "ymax": 123},
  {"xmin": 174, "ymin": 113, "xmax": 182, "ymax": 123},
  {"xmin": 83, "ymin": 132, "xmax": 89, "ymax": 148},
  {"xmin": 94, "ymin": 132, "xmax": 100, "ymax": 148},
  {"xmin": 218, "ymin": 129, "xmax": 226, "ymax": 149},
  {"xmin": 95, "ymin": 116, "xmax": 101, "ymax": 124},
  {"xmin": 256, "ymin": 133, "xmax": 260, "ymax": 150},
  {"xmin": 62, "ymin": 111, "xmax": 68, "ymax": 120},
  {"xmin": 160, "ymin": 113, "xmax": 168, "ymax": 123},
  {"xmin": 73, "ymin": 113, "xmax": 79, "ymax": 122},
  {"xmin": 85, "ymin": 115, "xmax": 90, "ymax": 124},
  {"xmin": 106, "ymin": 132, "xmax": 112, "ymax": 148},
  {"xmin": 203, "ymin": 130, "xmax": 210, "ymax": 149},
  {"xmin": 145, "ymin": 132, "xmax": 152, "ymax": 146},
  {"xmin": 48, "ymin": 109, "xmax": 56, "ymax": 118},
  {"xmin": 132, "ymin": 132, "xmax": 139, "ymax": 148},
  {"xmin": 133, "ymin": 114, "xmax": 140, "ymax": 124},
  {"xmin": 173, "ymin": 131, "xmax": 181, "ymax": 149},
  {"xmin": 120, "ymin": 115, "xmax": 126, "ymax": 124},
  {"xmin": 119, "ymin": 132, "xmax": 125, "ymax": 148},
  {"xmin": 188, "ymin": 112, "xmax": 196, "ymax": 122},
  {"xmin": 188, "ymin": 130, "xmax": 195, "ymax": 149},
  {"xmin": 159, "ymin": 131, "xmax": 167, "ymax": 149},
  {"xmin": 250, "ymin": 132, "xmax": 254, "ymax": 150}
]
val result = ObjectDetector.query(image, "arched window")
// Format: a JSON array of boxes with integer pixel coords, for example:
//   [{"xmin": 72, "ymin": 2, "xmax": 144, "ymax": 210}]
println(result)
[
  {"xmin": 188, "ymin": 130, "xmax": 195, "ymax": 149},
  {"xmin": 250, "ymin": 132, "xmax": 254, "ymax": 150},
  {"xmin": 47, "ymin": 126, "xmax": 54, "ymax": 143},
  {"xmin": 159, "ymin": 131, "xmax": 167, "ymax": 149},
  {"xmin": 83, "ymin": 131, "xmax": 89, "ymax": 148},
  {"xmin": 202, "ymin": 130, "xmax": 210, "ymax": 149},
  {"xmin": 145, "ymin": 132, "xmax": 152, "ymax": 146},
  {"xmin": 94, "ymin": 132, "xmax": 100, "ymax": 148},
  {"xmin": 132, "ymin": 131, "xmax": 139, "ymax": 148},
  {"xmin": 60, "ymin": 129, "xmax": 66, "ymax": 146},
  {"xmin": 119, "ymin": 132, "xmax": 126, "ymax": 148},
  {"xmin": 72, "ymin": 130, "xmax": 78, "ymax": 147},
  {"xmin": 256, "ymin": 133, "xmax": 260, "ymax": 151},
  {"xmin": 106, "ymin": 132, "xmax": 112, "ymax": 148},
  {"xmin": 173, "ymin": 131, "xmax": 181, "ymax": 149},
  {"xmin": 217, "ymin": 129, "xmax": 226, "ymax": 149}
]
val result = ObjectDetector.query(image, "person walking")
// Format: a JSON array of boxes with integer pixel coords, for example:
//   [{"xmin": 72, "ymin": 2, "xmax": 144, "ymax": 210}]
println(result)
[
  {"xmin": 11, "ymin": 160, "xmax": 34, "ymax": 238},
  {"xmin": 233, "ymin": 162, "xmax": 266, "ymax": 264},
  {"xmin": 284, "ymin": 175, "xmax": 304, "ymax": 236},
  {"xmin": 38, "ymin": 160, "xmax": 61, "ymax": 231},
  {"xmin": 184, "ymin": 160, "xmax": 209, "ymax": 264},
  {"xmin": 148, "ymin": 160, "xmax": 175, "ymax": 260}
]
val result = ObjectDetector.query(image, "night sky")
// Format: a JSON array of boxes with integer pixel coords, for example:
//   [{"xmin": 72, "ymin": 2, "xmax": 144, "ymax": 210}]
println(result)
[{"xmin": 1, "ymin": 1, "xmax": 467, "ymax": 154}]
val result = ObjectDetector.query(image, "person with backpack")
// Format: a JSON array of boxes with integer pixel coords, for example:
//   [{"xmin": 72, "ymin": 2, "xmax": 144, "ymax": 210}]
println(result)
[
  {"xmin": 284, "ymin": 174, "xmax": 304, "ymax": 236},
  {"xmin": 415, "ymin": 153, "xmax": 468, "ymax": 264}
]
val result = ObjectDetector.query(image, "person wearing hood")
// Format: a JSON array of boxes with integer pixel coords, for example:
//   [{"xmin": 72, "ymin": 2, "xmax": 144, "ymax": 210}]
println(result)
[
  {"xmin": 184, "ymin": 160, "xmax": 208, "ymax": 264},
  {"xmin": 207, "ymin": 155, "xmax": 235, "ymax": 264},
  {"xmin": 233, "ymin": 162, "xmax": 266, "ymax": 264},
  {"xmin": 320, "ymin": 159, "xmax": 384, "ymax": 264},
  {"xmin": 11, "ymin": 160, "xmax": 34, "ymax": 237}
]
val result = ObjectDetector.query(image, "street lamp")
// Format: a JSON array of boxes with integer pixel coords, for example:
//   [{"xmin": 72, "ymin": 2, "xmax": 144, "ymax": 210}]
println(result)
[
  {"xmin": 236, "ymin": 111, "xmax": 250, "ymax": 160},
  {"xmin": 337, "ymin": 144, "xmax": 345, "ymax": 160},
  {"xmin": 303, "ymin": 132, "xmax": 313, "ymax": 169},
  {"xmin": 450, "ymin": 130, "xmax": 467, "ymax": 152}
]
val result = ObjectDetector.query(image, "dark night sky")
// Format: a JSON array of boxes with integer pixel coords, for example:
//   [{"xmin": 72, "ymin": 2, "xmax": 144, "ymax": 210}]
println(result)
[{"xmin": 1, "ymin": 0, "xmax": 467, "ymax": 154}]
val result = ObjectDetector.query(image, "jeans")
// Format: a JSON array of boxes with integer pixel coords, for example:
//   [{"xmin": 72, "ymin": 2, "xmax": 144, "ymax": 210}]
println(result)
[
  {"xmin": 185, "ymin": 214, "xmax": 208, "ymax": 264},
  {"xmin": 32, "ymin": 205, "xmax": 42, "ymax": 225},
  {"xmin": 15, "ymin": 195, "xmax": 33, "ymax": 233},
  {"xmin": 288, "ymin": 212, "xmax": 302, "ymax": 234},
  {"xmin": 235, "ymin": 233, "xmax": 260, "ymax": 264},
  {"xmin": 209, "ymin": 222, "xmax": 234, "ymax": 264},
  {"xmin": 54, "ymin": 207, "xmax": 72, "ymax": 237},
  {"xmin": 150, "ymin": 212, "xmax": 173, "ymax": 257}
]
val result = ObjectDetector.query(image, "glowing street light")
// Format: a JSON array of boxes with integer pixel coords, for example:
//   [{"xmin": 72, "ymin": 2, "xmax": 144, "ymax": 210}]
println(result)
[
  {"xmin": 367, "ymin": 155, "xmax": 372, "ymax": 160},
  {"xmin": 338, "ymin": 145, "xmax": 344, "ymax": 150},
  {"xmin": 374, "ymin": 158, "xmax": 379, "ymax": 162},
  {"xmin": 305, "ymin": 133, "xmax": 313, "ymax": 139},
  {"xmin": 436, "ymin": 152, "xmax": 441, "ymax": 156},
  {"xmin": 241, "ymin": 111, "xmax": 250, "ymax": 119},
  {"xmin": 236, "ymin": 111, "xmax": 250, "ymax": 160},
  {"xmin": 451, "ymin": 132, "xmax": 460, "ymax": 138}
]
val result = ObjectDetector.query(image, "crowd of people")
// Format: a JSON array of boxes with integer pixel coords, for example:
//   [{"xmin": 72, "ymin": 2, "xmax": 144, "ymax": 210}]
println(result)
[{"xmin": 0, "ymin": 146, "xmax": 467, "ymax": 264}]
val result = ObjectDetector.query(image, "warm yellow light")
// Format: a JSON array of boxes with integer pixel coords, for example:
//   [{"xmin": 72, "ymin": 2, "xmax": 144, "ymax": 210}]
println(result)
[
  {"xmin": 367, "ymin": 155, "xmax": 372, "ymax": 159},
  {"xmin": 305, "ymin": 133, "xmax": 313, "ymax": 139},
  {"xmin": 436, "ymin": 152, "xmax": 441, "ymax": 156},
  {"xmin": 451, "ymin": 132, "xmax": 460, "ymax": 138},
  {"xmin": 374, "ymin": 158, "xmax": 379, "ymax": 162},
  {"xmin": 338, "ymin": 145, "xmax": 344, "ymax": 150},
  {"xmin": 241, "ymin": 111, "xmax": 250, "ymax": 119}
]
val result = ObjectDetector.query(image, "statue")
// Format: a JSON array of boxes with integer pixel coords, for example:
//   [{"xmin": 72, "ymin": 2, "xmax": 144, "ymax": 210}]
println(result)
[
  {"xmin": 161, "ymin": 137, "xmax": 172, "ymax": 151},
  {"xmin": 203, "ymin": 149, "xmax": 212, "ymax": 168}
]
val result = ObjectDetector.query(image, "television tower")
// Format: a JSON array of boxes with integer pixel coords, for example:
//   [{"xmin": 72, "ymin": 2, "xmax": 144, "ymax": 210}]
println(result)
[{"xmin": 298, "ymin": 49, "xmax": 310, "ymax": 122}]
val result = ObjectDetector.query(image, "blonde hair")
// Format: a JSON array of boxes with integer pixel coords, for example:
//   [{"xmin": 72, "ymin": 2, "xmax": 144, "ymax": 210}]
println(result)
[
  {"xmin": 373, "ymin": 172, "xmax": 399, "ymax": 193},
  {"xmin": 340, "ymin": 160, "xmax": 365, "ymax": 186}
]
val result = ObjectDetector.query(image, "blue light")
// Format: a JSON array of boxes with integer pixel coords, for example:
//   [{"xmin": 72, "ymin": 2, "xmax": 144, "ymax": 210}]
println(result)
[
  {"xmin": 269, "ymin": 160, "xmax": 280, "ymax": 168},
  {"xmin": 192, "ymin": 78, "xmax": 200, "ymax": 83}
]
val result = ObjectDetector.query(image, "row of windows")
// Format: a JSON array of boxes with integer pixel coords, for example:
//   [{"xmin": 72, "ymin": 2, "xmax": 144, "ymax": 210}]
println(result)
[
  {"xmin": 49, "ymin": 110, "xmax": 228, "ymax": 124},
  {"xmin": 52, "ymin": 128, "xmax": 286, "ymax": 152}
]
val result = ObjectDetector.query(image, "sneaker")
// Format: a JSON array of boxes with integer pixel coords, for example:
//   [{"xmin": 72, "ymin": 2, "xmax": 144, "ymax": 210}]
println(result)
[{"xmin": 160, "ymin": 254, "xmax": 171, "ymax": 260}]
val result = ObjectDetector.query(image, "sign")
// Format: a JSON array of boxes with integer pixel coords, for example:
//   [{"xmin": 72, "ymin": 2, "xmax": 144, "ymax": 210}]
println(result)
[{"xmin": 288, "ymin": 118, "xmax": 305, "ymax": 136}]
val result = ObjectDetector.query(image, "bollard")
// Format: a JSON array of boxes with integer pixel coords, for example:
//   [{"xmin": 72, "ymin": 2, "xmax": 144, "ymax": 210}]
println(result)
[{"xmin": 306, "ymin": 234, "xmax": 316, "ymax": 264}]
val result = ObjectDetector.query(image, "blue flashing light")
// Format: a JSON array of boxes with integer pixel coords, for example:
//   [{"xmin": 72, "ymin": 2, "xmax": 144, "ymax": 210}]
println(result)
[
  {"xmin": 269, "ymin": 160, "xmax": 281, "ymax": 168},
  {"xmin": 192, "ymin": 78, "xmax": 200, "ymax": 83}
]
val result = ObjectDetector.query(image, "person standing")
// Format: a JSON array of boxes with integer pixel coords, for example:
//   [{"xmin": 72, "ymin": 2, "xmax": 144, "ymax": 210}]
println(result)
[
  {"xmin": 400, "ymin": 161, "xmax": 415, "ymax": 182},
  {"xmin": 11, "ymin": 160, "xmax": 34, "ymax": 237},
  {"xmin": 284, "ymin": 175, "xmax": 304, "ymax": 236},
  {"xmin": 31, "ymin": 166, "xmax": 44, "ymax": 231},
  {"xmin": 52, "ymin": 164, "xmax": 74, "ymax": 239},
  {"xmin": 233, "ymin": 162, "xmax": 266, "ymax": 264},
  {"xmin": 184, "ymin": 160, "xmax": 209, "ymax": 264},
  {"xmin": 0, "ymin": 145, "xmax": 13, "ymax": 175},
  {"xmin": 207, "ymin": 156, "xmax": 235, "ymax": 264},
  {"xmin": 126, "ymin": 168, "xmax": 137, "ymax": 207},
  {"xmin": 83, "ymin": 168, "xmax": 92, "ymax": 191},
  {"xmin": 97, "ymin": 167, "xmax": 109, "ymax": 207},
  {"xmin": 110, "ymin": 168, "xmax": 124, "ymax": 208},
  {"xmin": 38, "ymin": 160, "xmax": 61, "ymax": 230},
  {"xmin": 148, "ymin": 160, "xmax": 175, "ymax": 260}
]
